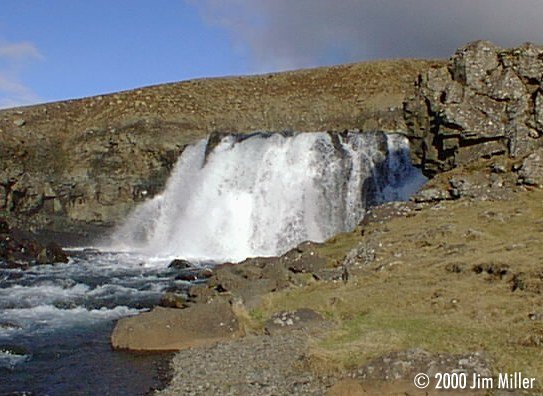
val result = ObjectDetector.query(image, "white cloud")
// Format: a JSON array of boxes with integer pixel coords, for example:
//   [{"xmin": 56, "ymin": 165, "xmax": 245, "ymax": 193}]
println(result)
[
  {"xmin": 0, "ymin": 41, "xmax": 43, "ymax": 62},
  {"xmin": 0, "ymin": 73, "xmax": 40, "ymax": 108},
  {"xmin": 0, "ymin": 39, "xmax": 43, "ymax": 109},
  {"xmin": 192, "ymin": 0, "xmax": 543, "ymax": 72}
]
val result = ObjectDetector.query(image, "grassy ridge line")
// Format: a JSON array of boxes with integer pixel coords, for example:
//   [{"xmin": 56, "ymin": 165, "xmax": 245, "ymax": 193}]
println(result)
[{"xmin": 0, "ymin": 59, "xmax": 442, "ymax": 158}]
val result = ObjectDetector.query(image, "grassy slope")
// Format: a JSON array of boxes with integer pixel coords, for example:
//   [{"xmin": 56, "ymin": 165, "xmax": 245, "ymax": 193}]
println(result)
[{"xmin": 245, "ymin": 186, "xmax": 543, "ymax": 389}]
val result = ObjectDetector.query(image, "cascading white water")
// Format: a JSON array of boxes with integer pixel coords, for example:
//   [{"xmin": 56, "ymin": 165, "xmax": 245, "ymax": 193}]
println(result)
[{"xmin": 111, "ymin": 131, "xmax": 425, "ymax": 262}]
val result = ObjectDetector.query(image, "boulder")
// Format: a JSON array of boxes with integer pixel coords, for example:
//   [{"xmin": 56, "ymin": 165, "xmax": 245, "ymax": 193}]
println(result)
[
  {"xmin": 168, "ymin": 259, "xmax": 192, "ymax": 269},
  {"xmin": 36, "ymin": 242, "xmax": 69, "ymax": 264},
  {"xmin": 174, "ymin": 267, "xmax": 213, "ymax": 282},
  {"xmin": 111, "ymin": 299, "xmax": 241, "ymax": 351},
  {"xmin": 0, "ymin": 219, "xmax": 69, "ymax": 267},
  {"xmin": 264, "ymin": 308, "xmax": 325, "ymax": 335},
  {"xmin": 187, "ymin": 242, "xmax": 338, "ymax": 308},
  {"xmin": 518, "ymin": 148, "xmax": 543, "ymax": 186}
]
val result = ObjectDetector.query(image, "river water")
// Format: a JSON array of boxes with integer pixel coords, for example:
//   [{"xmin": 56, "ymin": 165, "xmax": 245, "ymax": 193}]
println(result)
[{"xmin": 0, "ymin": 250, "xmax": 184, "ymax": 395}]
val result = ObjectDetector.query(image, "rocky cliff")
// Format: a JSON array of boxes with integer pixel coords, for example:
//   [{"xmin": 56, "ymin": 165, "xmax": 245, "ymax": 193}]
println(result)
[
  {"xmin": 405, "ymin": 41, "xmax": 543, "ymax": 176},
  {"xmin": 0, "ymin": 60, "xmax": 437, "ymax": 238}
]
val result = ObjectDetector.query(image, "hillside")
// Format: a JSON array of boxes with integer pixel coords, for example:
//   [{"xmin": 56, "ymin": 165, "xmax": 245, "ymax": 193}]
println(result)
[{"xmin": 0, "ymin": 59, "xmax": 441, "ymax": 237}]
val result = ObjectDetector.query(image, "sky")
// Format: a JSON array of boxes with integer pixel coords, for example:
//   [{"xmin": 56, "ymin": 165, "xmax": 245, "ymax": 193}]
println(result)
[{"xmin": 2, "ymin": 0, "xmax": 543, "ymax": 108}]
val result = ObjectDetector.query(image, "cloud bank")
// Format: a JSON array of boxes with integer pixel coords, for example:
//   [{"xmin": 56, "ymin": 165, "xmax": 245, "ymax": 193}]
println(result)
[
  {"xmin": 0, "ymin": 39, "xmax": 43, "ymax": 109},
  {"xmin": 193, "ymin": 0, "xmax": 543, "ymax": 72}
]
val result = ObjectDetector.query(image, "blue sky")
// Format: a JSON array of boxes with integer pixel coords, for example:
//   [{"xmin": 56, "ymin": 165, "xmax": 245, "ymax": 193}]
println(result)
[
  {"xmin": 0, "ymin": 1, "xmax": 250, "ymax": 107},
  {"xmin": 2, "ymin": 1, "xmax": 543, "ymax": 108}
]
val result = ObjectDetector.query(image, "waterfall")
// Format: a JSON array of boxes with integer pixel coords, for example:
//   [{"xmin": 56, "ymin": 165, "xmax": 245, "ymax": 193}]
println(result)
[{"xmin": 110, "ymin": 131, "xmax": 425, "ymax": 262}]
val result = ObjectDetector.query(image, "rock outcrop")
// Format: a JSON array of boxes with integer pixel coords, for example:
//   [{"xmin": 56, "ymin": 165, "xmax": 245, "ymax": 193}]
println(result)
[
  {"xmin": 187, "ymin": 241, "xmax": 339, "ymax": 309},
  {"xmin": 0, "ymin": 218, "xmax": 68, "ymax": 268},
  {"xmin": 405, "ymin": 41, "xmax": 543, "ymax": 176},
  {"xmin": 518, "ymin": 147, "xmax": 543, "ymax": 186}
]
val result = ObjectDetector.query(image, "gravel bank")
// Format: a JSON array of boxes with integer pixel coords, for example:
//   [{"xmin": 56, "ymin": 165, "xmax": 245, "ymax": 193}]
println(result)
[{"xmin": 156, "ymin": 331, "xmax": 336, "ymax": 396}]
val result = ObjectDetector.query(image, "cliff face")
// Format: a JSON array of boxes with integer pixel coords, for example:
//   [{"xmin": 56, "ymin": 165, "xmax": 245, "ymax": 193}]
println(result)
[
  {"xmin": 0, "ymin": 60, "xmax": 438, "ymax": 236},
  {"xmin": 405, "ymin": 41, "xmax": 543, "ymax": 176}
]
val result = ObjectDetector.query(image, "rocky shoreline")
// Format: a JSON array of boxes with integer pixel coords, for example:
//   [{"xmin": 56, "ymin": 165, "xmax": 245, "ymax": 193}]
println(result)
[{"xmin": 145, "ymin": 172, "xmax": 543, "ymax": 395}]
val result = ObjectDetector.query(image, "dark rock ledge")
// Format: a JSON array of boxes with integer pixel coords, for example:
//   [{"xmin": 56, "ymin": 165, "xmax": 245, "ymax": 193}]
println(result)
[{"xmin": 0, "ymin": 218, "xmax": 68, "ymax": 269}]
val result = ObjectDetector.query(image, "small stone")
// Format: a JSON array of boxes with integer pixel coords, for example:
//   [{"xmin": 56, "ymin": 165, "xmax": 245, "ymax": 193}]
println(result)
[
  {"xmin": 159, "ymin": 292, "xmax": 188, "ymax": 309},
  {"xmin": 199, "ymin": 267, "xmax": 213, "ymax": 278},
  {"xmin": 168, "ymin": 259, "xmax": 193, "ymax": 269},
  {"xmin": 490, "ymin": 163, "xmax": 507, "ymax": 173},
  {"xmin": 13, "ymin": 119, "xmax": 25, "ymax": 127}
]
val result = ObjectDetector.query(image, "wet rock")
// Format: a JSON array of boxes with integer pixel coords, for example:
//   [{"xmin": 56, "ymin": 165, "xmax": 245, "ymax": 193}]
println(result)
[
  {"xmin": 0, "ymin": 219, "xmax": 69, "ymax": 267},
  {"xmin": 174, "ymin": 271, "xmax": 199, "ymax": 282},
  {"xmin": 36, "ymin": 242, "xmax": 69, "ymax": 264},
  {"xmin": 168, "ymin": 259, "xmax": 192, "ymax": 270},
  {"xmin": 159, "ymin": 292, "xmax": 189, "ymax": 309},
  {"xmin": 0, "ymin": 322, "xmax": 22, "ymax": 331},
  {"xmin": 174, "ymin": 267, "xmax": 213, "ymax": 282}
]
